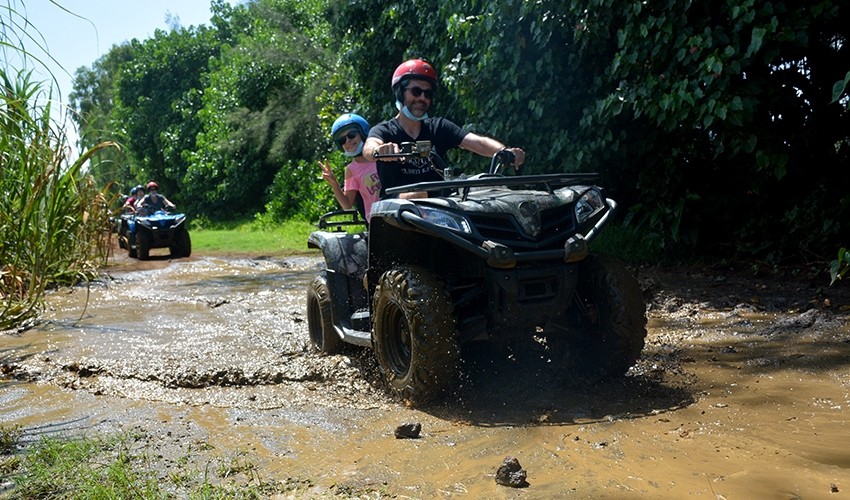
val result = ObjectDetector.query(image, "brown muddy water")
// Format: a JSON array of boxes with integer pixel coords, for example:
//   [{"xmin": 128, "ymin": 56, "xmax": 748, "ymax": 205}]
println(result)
[{"xmin": 2, "ymin": 252, "xmax": 850, "ymax": 498}]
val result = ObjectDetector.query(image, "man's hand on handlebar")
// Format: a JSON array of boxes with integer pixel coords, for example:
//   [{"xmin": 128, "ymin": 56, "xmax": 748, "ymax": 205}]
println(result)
[
  {"xmin": 372, "ymin": 141, "xmax": 432, "ymax": 161},
  {"xmin": 371, "ymin": 142, "xmax": 402, "ymax": 161},
  {"xmin": 508, "ymin": 147, "xmax": 525, "ymax": 170}
]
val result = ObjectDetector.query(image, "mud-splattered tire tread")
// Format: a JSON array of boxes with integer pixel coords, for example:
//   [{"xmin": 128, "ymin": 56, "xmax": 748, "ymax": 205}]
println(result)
[
  {"xmin": 171, "ymin": 228, "xmax": 192, "ymax": 258},
  {"xmin": 373, "ymin": 266, "xmax": 460, "ymax": 404},
  {"xmin": 307, "ymin": 273, "xmax": 342, "ymax": 354},
  {"xmin": 137, "ymin": 231, "xmax": 151, "ymax": 260},
  {"xmin": 574, "ymin": 254, "xmax": 647, "ymax": 376}
]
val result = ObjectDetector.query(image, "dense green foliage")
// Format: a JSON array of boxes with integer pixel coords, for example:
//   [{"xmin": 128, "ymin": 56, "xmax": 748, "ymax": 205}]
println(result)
[
  {"xmin": 69, "ymin": 0, "xmax": 849, "ymax": 265},
  {"xmin": 0, "ymin": 69, "xmax": 113, "ymax": 331},
  {"xmin": 1, "ymin": 3, "xmax": 115, "ymax": 330}
]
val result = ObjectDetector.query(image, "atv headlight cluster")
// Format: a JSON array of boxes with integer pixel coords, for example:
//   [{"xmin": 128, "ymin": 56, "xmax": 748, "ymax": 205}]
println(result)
[
  {"xmin": 417, "ymin": 206, "xmax": 472, "ymax": 233},
  {"xmin": 575, "ymin": 189, "xmax": 605, "ymax": 224}
]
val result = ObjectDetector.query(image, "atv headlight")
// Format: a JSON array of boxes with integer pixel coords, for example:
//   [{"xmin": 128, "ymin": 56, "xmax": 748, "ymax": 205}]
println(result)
[
  {"xmin": 417, "ymin": 206, "xmax": 472, "ymax": 233},
  {"xmin": 575, "ymin": 189, "xmax": 605, "ymax": 224}
]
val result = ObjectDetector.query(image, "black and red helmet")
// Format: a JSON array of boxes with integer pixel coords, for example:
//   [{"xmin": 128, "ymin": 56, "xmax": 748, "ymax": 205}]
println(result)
[
  {"xmin": 146, "ymin": 181, "xmax": 159, "ymax": 191},
  {"xmin": 391, "ymin": 59, "xmax": 438, "ymax": 91}
]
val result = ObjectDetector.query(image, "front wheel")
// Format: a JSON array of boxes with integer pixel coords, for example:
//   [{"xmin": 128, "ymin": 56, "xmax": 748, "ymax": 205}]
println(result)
[
  {"xmin": 171, "ymin": 228, "xmax": 191, "ymax": 258},
  {"xmin": 137, "ymin": 230, "xmax": 151, "ymax": 260},
  {"xmin": 372, "ymin": 266, "xmax": 460, "ymax": 404},
  {"xmin": 306, "ymin": 273, "xmax": 342, "ymax": 354},
  {"xmin": 128, "ymin": 238, "xmax": 138, "ymax": 259},
  {"xmin": 569, "ymin": 255, "xmax": 647, "ymax": 377}
]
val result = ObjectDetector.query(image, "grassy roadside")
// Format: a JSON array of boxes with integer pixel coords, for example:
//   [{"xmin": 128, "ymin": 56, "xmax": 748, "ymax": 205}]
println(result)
[
  {"xmin": 0, "ymin": 427, "xmax": 317, "ymax": 498},
  {"xmin": 190, "ymin": 219, "xmax": 319, "ymax": 256}
]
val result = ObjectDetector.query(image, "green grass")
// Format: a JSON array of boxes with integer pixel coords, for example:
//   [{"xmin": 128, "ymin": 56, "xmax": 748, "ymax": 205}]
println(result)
[
  {"xmin": 0, "ymin": 430, "xmax": 322, "ymax": 499},
  {"xmin": 190, "ymin": 219, "xmax": 318, "ymax": 256}
]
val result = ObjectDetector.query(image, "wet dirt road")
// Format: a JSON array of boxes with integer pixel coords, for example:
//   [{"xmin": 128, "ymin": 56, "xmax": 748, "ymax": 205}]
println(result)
[{"xmin": 3, "ymin": 250, "xmax": 850, "ymax": 498}]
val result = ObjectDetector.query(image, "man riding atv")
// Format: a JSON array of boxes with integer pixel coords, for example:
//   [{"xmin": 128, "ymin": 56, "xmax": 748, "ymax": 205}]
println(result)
[
  {"xmin": 307, "ymin": 59, "xmax": 647, "ymax": 406},
  {"xmin": 363, "ymin": 58, "xmax": 525, "ymax": 198}
]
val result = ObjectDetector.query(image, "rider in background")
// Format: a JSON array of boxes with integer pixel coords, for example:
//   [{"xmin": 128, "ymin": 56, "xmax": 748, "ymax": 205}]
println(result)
[
  {"xmin": 319, "ymin": 113, "xmax": 382, "ymax": 221},
  {"xmin": 363, "ymin": 58, "xmax": 525, "ymax": 199},
  {"xmin": 135, "ymin": 181, "xmax": 176, "ymax": 215},
  {"xmin": 122, "ymin": 185, "xmax": 145, "ymax": 212}
]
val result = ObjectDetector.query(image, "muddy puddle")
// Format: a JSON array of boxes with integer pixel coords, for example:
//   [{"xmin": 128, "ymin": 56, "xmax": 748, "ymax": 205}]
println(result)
[{"xmin": 2, "ymin": 253, "xmax": 850, "ymax": 498}]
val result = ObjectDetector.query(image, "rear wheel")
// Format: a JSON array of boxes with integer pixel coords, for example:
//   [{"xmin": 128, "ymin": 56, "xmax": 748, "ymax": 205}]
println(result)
[
  {"xmin": 569, "ymin": 255, "xmax": 647, "ymax": 377},
  {"xmin": 373, "ymin": 266, "xmax": 460, "ymax": 404},
  {"xmin": 137, "ymin": 230, "xmax": 151, "ymax": 260},
  {"xmin": 306, "ymin": 273, "xmax": 342, "ymax": 354}
]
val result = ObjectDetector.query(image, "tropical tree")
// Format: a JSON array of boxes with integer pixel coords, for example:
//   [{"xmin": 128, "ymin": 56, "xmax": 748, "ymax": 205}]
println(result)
[
  {"xmin": 111, "ymin": 25, "xmax": 221, "ymax": 202},
  {"xmin": 186, "ymin": 0, "xmax": 335, "ymax": 220}
]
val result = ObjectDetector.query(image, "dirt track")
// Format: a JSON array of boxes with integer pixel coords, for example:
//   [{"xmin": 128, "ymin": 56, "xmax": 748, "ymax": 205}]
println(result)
[{"xmin": 3, "ymin": 249, "xmax": 850, "ymax": 498}]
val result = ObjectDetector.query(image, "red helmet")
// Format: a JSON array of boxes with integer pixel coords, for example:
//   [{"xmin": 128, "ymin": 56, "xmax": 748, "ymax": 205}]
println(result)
[
  {"xmin": 146, "ymin": 181, "xmax": 159, "ymax": 191},
  {"xmin": 391, "ymin": 59, "xmax": 438, "ymax": 91}
]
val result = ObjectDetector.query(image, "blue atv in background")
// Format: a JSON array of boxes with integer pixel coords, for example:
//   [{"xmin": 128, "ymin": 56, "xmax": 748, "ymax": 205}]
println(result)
[
  {"xmin": 306, "ymin": 142, "xmax": 647, "ymax": 405},
  {"xmin": 118, "ymin": 209, "xmax": 191, "ymax": 260}
]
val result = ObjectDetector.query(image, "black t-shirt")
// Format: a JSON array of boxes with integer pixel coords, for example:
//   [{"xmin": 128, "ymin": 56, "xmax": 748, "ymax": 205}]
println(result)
[{"xmin": 368, "ymin": 117, "xmax": 468, "ymax": 197}]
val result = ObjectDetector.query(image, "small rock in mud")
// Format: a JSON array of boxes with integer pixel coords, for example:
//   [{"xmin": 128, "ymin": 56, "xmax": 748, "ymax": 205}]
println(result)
[
  {"xmin": 495, "ymin": 456, "xmax": 528, "ymax": 488},
  {"xmin": 394, "ymin": 422, "xmax": 422, "ymax": 439},
  {"xmin": 759, "ymin": 308, "xmax": 818, "ymax": 336}
]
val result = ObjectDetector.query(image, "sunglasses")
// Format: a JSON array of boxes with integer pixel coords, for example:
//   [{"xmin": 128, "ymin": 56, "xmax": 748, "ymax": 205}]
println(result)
[
  {"xmin": 335, "ymin": 129, "xmax": 359, "ymax": 146},
  {"xmin": 407, "ymin": 86, "xmax": 434, "ymax": 99}
]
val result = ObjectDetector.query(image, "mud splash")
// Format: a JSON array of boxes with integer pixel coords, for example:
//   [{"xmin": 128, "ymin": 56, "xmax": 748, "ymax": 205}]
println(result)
[{"xmin": 2, "ymin": 254, "xmax": 850, "ymax": 497}]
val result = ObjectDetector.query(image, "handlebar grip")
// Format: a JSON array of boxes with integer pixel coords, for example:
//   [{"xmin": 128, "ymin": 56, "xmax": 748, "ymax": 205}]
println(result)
[{"xmin": 496, "ymin": 148, "xmax": 516, "ymax": 165}]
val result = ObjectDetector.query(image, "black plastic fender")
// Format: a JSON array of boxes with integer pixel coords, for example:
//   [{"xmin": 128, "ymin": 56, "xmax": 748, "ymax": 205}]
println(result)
[{"xmin": 307, "ymin": 230, "xmax": 368, "ymax": 278}]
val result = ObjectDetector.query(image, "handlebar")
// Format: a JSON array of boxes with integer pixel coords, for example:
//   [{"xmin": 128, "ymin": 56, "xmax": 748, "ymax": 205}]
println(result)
[
  {"xmin": 372, "ymin": 140, "xmax": 433, "ymax": 160},
  {"xmin": 374, "ymin": 141, "xmax": 520, "ymax": 182},
  {"xmin": 489, "ymin": 149, "xmax": 517, "ymax": 175}
]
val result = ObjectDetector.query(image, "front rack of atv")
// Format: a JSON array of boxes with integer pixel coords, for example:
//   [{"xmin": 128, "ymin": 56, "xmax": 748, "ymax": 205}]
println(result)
[{"xmin": 385, "ymin": 172, "xmax": 600, "ymax": 200}]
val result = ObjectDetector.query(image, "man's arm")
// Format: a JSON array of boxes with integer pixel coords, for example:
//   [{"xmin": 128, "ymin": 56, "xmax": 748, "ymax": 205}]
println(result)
[
  {"xmin": 362, "ymin": 137, "xmax": 383, "ymax": 163},
  {"xmin": 363, "ymin": 137, "xmax": 403, "ymax": 163},
  {"xmin": 460, "ymin": 133, "xmax": 525, "ymax": 167}
]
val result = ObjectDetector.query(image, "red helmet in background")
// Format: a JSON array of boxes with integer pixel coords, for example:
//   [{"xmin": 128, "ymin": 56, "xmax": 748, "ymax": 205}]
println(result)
[
  {"xmin": 146, "ymin": 181, "xmax": 159, "ymax": 191},
  {"xmin": 391, "ymin": 59, "xmax": 438, "ymax": 91}
]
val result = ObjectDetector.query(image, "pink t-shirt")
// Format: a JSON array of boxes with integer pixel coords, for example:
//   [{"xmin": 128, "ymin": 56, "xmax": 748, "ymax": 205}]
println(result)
[{"xmin": 344, "ymin": 160, "xmax": 382, "ymax": 219}]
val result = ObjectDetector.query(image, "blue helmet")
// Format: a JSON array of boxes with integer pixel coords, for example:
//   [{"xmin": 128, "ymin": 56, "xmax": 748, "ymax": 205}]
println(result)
[{"xmin": 330, "ymin": 113, "xmax": 370, "ymax": 150}]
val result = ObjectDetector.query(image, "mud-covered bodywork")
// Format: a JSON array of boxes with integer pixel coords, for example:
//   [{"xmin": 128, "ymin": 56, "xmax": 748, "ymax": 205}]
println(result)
[
  {"xmin": 364, "ymin": 174, "xmax": 612, "ymax": 344},
  {"xmin": 307, "ymin": 167, "xmax": 646, "ymax": 404},
  {"xmin": 307, "ymin": 226, "xmax": 370, "ymax": 346}
]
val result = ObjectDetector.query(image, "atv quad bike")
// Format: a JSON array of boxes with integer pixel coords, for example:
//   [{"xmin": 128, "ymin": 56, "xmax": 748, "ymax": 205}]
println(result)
[
  {"xmin": 307, "ymin": 143, "xmax": 646, "ymax": 404},
  {"xmin": 118, "ymin": 208, "xmax": 191, "ymax": 260}
]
